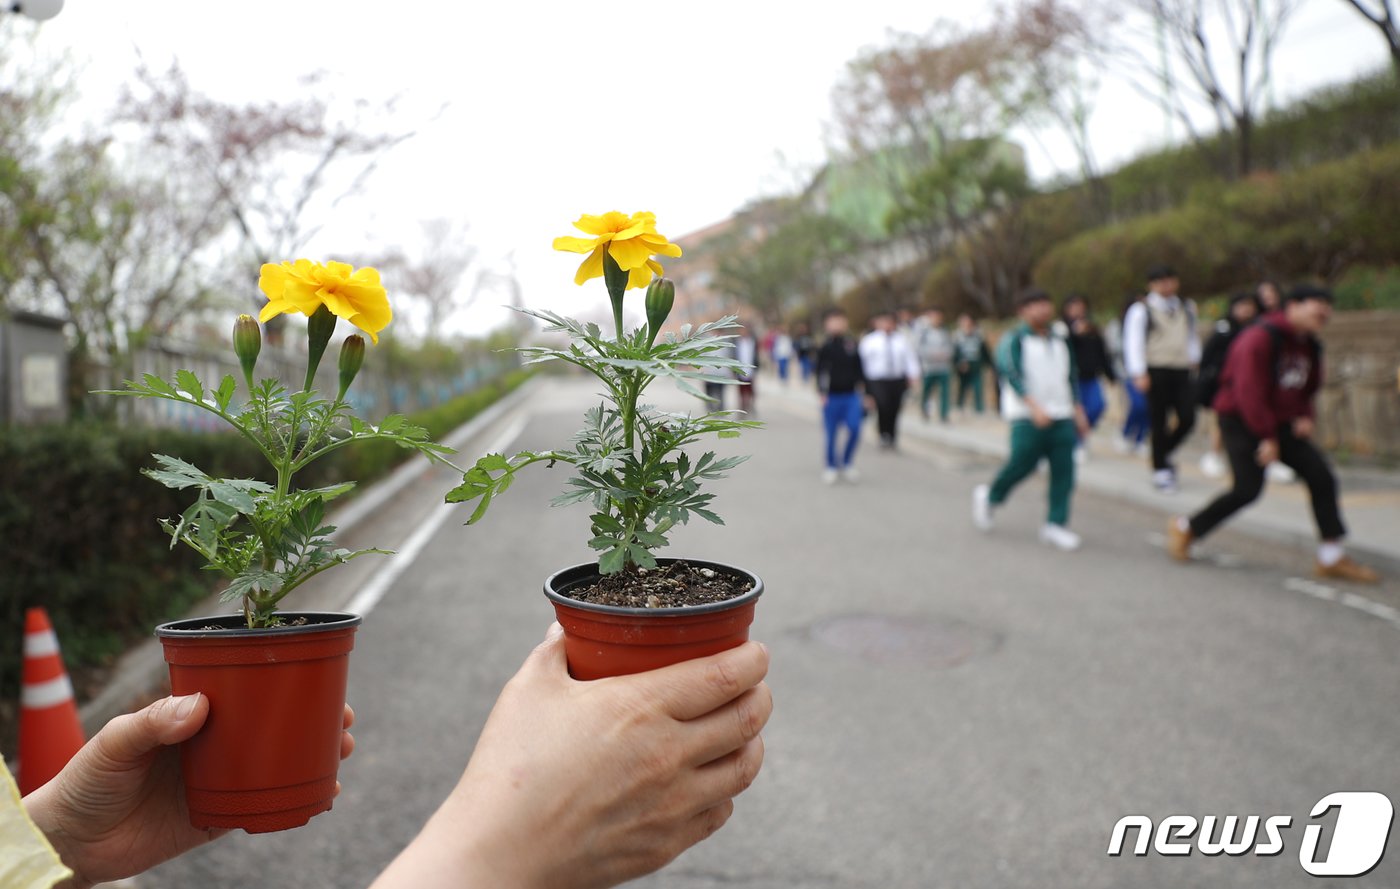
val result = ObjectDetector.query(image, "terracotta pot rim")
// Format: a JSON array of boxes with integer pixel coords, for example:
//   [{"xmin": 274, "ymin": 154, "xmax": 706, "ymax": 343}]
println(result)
[
  {"xmin": 155, "ymin": 611, "xmax": 362, "ymax": 639},
  {"xmin": 543, "ymin": 558, "xmax": 763, "ymax": 618}
]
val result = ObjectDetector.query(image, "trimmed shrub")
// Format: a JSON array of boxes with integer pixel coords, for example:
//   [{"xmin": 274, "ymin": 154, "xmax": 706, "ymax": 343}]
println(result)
[
  {"xmin": 1033, "ymin": 144, "xmax": 1400, "ymax": 301},
  {"xmin": 1333, "ymin": 265, "xmax": 1400, "ymax": 312}
]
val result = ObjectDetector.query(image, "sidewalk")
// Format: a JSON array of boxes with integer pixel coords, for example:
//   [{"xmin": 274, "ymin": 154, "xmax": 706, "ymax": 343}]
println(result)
[{"xmin": 759, "ymin": 373, "xmax": 1400, "ymax": 573}]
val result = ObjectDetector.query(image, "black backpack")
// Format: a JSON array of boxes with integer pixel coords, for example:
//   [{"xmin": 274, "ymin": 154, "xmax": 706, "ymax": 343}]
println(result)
[{"xmin": 1195, "ymin": 322, "xmax": 1238, "ymax": 407}]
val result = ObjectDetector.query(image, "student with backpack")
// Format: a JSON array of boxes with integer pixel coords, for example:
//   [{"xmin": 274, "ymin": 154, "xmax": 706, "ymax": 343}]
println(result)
[
  {"xmin": 1196, "ymin": 293, "xmax": 1261, "ymax": 477},
  {"xmin": 1122, "ymin": 265, "xmax": 1200, "ymax": 493},
  {"xmin": 1167, "ymin": 285, "xmax": 1379, "ymax": 583},
  {"xmin": 1110, "ymin": 292, "xmax": 1151, "ymax": 456}
]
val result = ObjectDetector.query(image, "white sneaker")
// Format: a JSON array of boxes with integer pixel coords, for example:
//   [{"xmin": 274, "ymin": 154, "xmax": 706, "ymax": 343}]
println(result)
[
  {"xmin": 1200, "ymin": 451, "xmax": 1226, "ymax": 478},
  {"xmin": 1074, "ymin": 447, "xmax": 1088, "ymax": 465},
  {"xmin": 841, "ymin": 466, "xmax": 860, "ymax": 484},
  {"xmin": 1152, "ymin": 469, "xmax": 1178, "ymax": 495},
  {"xmin": 1040, "ymin": 523, "xmax": 1082, "ymax": 551},
  {"xmin": 972, "ymin": 484, "xmax": 993, "ymax": 531},
  {"xmin": 1134, "ymin": 442, "xmax": 1150, "ymax": 458},
  {"xmin": 1113, "ymin": 436, "xmax": 1133, "ymax": 455},
  {"xmin": 822, "ymin": 468, "xmax": 839, "ymax": 485},
  {"xmin": 1267, "ymin": 462, "xmax": 1297, "ymax": 483}
]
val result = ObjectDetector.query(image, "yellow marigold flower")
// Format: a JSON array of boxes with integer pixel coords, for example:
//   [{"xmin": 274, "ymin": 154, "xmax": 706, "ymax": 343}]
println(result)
[
  {"xmin": 257, "ymin": 259, "xmax": 392, "ymax": 344},
  {"xmin": 553, "ymin": 211, "xmax": 683, "ymax": 290}
]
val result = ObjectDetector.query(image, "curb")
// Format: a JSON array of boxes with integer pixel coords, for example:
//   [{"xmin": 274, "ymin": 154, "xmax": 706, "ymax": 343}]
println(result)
[
  {"xmin": 76, "ymin": 376, "xmax": 543, "ymax": 735},
  {"xmin": 765, "ymin": 380, "xmax": 1400, "ymax": 577},
  {"xmin": 908, "ymin": 422, "xmax": 1400, "ymax": 577}
]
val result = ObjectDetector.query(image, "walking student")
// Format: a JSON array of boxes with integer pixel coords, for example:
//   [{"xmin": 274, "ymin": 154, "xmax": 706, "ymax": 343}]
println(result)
[
  {"xmin": 1061, "ymin": 293, "xmax": 1116, "ymax": 461},
  {"xmin": 1167, "ymin": 285, "xmax": 1379, "ymax": 583},
  {"xmin": 1122, "ymin": 265, "xmax": 1200, "ymax": 493},
  {"xmin": 1109, "ymin": 292, "xmax": 1149, "ymax": 455},
  {"xmin": 771, "ymin": 325, "xmax": 794, "ymax": 383},
  {"xmin": 973, "ymin": 289, "xmax": 1090, "ymax": 551},
  {"xmin": 859, "ymin": 309, "xmax": 920, "ymax": 449},
  {"xmin": 913, "ymin": 306, "xmax": 955, "ymax": 422},
  {"xmin": 816, "ymin": 308, "xmax": 866, "ymax": 484},
  {"xmin": 733, "ymin": 323, "xmax": 759, "ymax": 416},
  {"xmin": 953, "ymin": 313, "xmax": 994, "ymax": 414},
  {"xmin": 1196, "ymin": 292, "xmax": 1261, "ymax": 478}
]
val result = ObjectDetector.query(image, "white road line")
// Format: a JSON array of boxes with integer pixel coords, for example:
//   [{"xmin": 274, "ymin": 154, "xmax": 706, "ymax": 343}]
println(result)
[
  {"xmin": 1208, "ymin": 553, "xmax": 1244, "ymax": 569},
  {"xmin": 1283, "ymin": 577, "xmax": 1400, "ymax": 631},
  {"xmin": 331, "ymin": 380, "xmax": 538, "ymax": 536},
  {"xmin": 342, "ymin": 416, "xmax": 527, "ymax": 617},
  {"xmin": 1147, "ymin": 536, "xmax": 1400, "ymax": 631}
]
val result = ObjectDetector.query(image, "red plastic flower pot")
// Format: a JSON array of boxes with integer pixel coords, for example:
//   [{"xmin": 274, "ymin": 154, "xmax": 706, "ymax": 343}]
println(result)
[
  {"xmin": 154, "ymin": 612, "xmax": 360, "ymax": 834},
  {"xmin": 544, "ymin": 559, "xmax": 763, "ymax": 680}
]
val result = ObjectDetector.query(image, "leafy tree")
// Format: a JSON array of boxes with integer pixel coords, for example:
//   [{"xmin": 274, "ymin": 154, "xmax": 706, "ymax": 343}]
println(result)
[
  {"xmin": 890, "ymin": 138, "xmax": 1035, "ymax": 316},
  {"xmin": 6, "ymin": 140, "xmax": 228, "ymax": 412},
  {"xmin": 828, "ymin": 9, "xmax": 1087, "ymax": 316},
  {"xmin": 706, "ymin": 203, "xmax": 865, "ymax": 325}
]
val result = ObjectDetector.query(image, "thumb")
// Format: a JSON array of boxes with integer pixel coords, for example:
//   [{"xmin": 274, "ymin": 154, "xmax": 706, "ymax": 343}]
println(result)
[
  {"xmin": 89, "ymin": 693, "xmax": 209, "ymax": 767},
  {"xmin": 517, "ymin": 622, "xmax": 568, "ymax": 679}
]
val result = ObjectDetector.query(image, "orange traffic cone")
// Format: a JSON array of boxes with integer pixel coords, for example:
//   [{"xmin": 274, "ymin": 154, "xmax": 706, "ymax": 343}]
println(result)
[{"xmin": 18, "ymin": 607, "xmax": 85, "ymax": 795}]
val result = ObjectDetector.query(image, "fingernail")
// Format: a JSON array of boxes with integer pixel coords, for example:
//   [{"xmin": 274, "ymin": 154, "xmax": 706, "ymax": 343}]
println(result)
[
  {"xmin": 172, "ymin": 693, "xmax": 200, "ymax": 720},
  {"xmin": 756, "ymin": 641, "xmax": 769, "ymax": 656}
]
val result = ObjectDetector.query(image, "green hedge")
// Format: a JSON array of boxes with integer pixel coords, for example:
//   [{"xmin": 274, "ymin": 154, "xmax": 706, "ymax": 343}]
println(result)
[
  {"xmin": 1033, "ymin": 144, "xmax": 1400, "ymax": 301},
  {"xmin": 1082, "ymin": 71, "xmax": 1400, "ymax": 222},
  {"xmin": 0, "ymin": 369, "xmax": 531, "ymax": 718},
  {"xmin": 1334, "ymin": 265, "xmax": 1400, "ymax": 311}
]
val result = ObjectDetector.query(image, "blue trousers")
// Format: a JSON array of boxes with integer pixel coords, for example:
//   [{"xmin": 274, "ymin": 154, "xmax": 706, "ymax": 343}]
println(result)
[
  {"xmin": 823, "ymin": 392, "xmax": 864, "ymax": 469},
  {"xmin": 1078, "ymin": 379, "xmax": 1105, "ymax": 429},
  {"xmin": 1121, "ymin": 379, "xmax": 1149, "ymax": 444}
]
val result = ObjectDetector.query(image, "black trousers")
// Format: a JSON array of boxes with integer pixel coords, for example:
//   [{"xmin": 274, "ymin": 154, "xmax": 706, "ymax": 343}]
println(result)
[
  {"xmin": 866, "ymin": 378, "xmax": 907, "ymax": 443},
  {"xmin": 1148, "ymin": 367, "xmax": 1196, "ymax": 471},
  {"xmin": 1189, "ymin": 414, "xmax": 1346, "ymax": 541}
]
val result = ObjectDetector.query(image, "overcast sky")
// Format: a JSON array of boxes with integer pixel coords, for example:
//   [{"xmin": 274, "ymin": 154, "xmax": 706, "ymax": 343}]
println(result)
[{"xmin": 34, "ymin": 1, "xmax": 1392, "ymax": 335}]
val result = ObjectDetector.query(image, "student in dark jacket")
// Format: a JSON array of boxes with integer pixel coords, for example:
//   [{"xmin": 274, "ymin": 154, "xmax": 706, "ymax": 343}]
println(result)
[
  {"xmin": 1060, "ymin": 294, "xmax": 1116, "ymax": 440},
  {"xmin": 1167, "ymin": 285, "xmax": 1379, "ymax": 583},
  {"xmin": 1196, "ymin": 292, "xmax": 1261, "ymax": 478},
  {"xmin": 815, "ymin": 307, "xmax": 866, "ymax": 484}
]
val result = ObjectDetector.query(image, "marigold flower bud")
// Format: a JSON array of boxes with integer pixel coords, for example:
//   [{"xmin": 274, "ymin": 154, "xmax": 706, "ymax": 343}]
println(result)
[
  {"xmin": 337, "ymin": 334, "xmax": 366, "ymax": 399},
  {"xmin": 304, "ymin": 304, "xmax": 337, "ymax": 391},
  {"xmin": 232, "ymin": 314, "xmax": 261, "ymax": 390},
  {"xmin": 644, "ymin": 278, "xmax": 675, "ymax": 347}
]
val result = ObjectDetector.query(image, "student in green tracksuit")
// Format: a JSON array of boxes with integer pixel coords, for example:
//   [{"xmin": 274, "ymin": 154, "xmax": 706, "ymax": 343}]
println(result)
[
  {"xmin": 972, "ymin": 289, "xmax": 1091, "ymax": 551},
  {"xmin": 952, "ymin": 312, "xmax": 994, "ymax": 414}
]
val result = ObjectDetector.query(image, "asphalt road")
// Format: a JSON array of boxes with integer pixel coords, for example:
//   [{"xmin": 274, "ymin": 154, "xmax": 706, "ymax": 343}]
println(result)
[{"xmin": 141, "ymin": 376, "xmax": 1400, "ymax": 889}]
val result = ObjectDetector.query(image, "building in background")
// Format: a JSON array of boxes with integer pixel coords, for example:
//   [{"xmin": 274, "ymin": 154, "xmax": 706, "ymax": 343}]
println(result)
[{"xmin": 0, "ymin": 312, "xmax": 69, "ymax": 426}]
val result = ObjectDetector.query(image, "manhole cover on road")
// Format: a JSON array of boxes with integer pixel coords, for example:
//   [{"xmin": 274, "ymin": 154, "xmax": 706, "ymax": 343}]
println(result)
[{"xmin": 806, "ymin": 613, "xmax": 1000, "ymax": 669}]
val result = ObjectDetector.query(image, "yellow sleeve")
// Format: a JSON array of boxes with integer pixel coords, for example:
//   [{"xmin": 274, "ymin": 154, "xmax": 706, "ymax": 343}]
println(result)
[{"xmin": 0, "ymin": 756, "xmax": 73, "ymax": 889}]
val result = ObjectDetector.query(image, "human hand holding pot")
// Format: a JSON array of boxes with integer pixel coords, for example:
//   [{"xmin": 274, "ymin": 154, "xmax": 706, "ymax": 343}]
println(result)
[
  {"xmin": 24, "ymin": 694, "xmax": 355, "ymax": 889},
  {"xmin": 372, "ymin": 623, "xmax": 772, "ymax": 889}
]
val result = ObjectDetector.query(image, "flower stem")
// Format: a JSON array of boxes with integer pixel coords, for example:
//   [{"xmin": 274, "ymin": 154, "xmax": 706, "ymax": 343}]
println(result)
[{"xmin": 602, "ymin": 252, "xmax": 629, "ymax": 342}]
